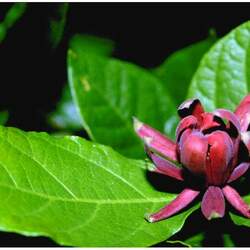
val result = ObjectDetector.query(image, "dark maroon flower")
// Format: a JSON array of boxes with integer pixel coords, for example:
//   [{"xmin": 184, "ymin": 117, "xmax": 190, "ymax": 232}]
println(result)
[{"xmin": 133, "ymin": 96, "xmax": 250, "ymax": 221}]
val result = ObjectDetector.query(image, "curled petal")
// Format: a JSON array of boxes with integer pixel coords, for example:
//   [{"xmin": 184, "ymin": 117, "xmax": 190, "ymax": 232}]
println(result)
[
  {"xmin": 133, "ymin": 117, "xmax": 177, "ymax": 161},
  {"xmin": 213, "ymin": 109, "xmax": 241, "ymax": 135},
  {"xmin": 205, "ymin": 131, "xmax": 234, "ymax": 185},
  {"xmin": 146, "ymin": 188, "xmax": 199, "ymax": 222},
  {"xmin": 175, "ymin": 115, "xmax": 198, "ymax": 141},
  {"xmin": 146, "ymin": 148, "xmax": 184, "ymax": 181},
  {"xmin": 234, "ymin": 95, "xmax": 250, "ymax": 132},
  {"xmin": 201, "ymin": 186, "xmax": 225, "ymax": 220},
  {"xmin": 177, "ymin": 98, "xmax": 204, "ymax": 122},
  {"xmin": 199, "ymin": 112, "xmax": 223, "ymax": 132},
  {"xmin": 179, "ymin": 130, "xmax": 208, "ymax": 175},
  {"xmin": 227, "ymin": 162, "xmax": 250, "ymax": 183},
  {"xmin": 223, "ymin": 185, "xmax": 250, "ymax": 218}
]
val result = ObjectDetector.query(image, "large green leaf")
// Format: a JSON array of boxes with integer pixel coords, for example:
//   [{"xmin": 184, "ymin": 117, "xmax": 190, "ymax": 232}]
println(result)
[
  {"xmin": 68, "ymin": 50, "xmax": 177, "ymax": 158},
  {"xmin": 153, "ymin": 35, "xmax": 216, "ymax": 105},
  {"xmin": 48, "ymin": 35, "xmax": 115, "ymax": 131},
  {"xmin": 188, "ymin": 21, "xmax": 250, "ymax": 111},
  {"xmin": 0, "ymin": 125, "xmax": 197, "ymax": 246}
]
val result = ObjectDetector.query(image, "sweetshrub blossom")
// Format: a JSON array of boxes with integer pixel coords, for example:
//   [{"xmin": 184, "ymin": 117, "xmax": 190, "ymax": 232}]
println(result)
[{"xmin": 134, "ymin": 96, "xmax": 250, "ymax": 221}]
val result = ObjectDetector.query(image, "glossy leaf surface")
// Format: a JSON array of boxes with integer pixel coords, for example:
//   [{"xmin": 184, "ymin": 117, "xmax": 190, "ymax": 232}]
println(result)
[
  {"xmin": 68, "ymin": 49, "xmax": 176, "ymax": 158},
  {"xmin": 188, "ymin": 21, "xmax": 250, "ymax": 112},
  {"xmin": 0, "ymin": 126, "xmax": 197, "ymax": 246}
]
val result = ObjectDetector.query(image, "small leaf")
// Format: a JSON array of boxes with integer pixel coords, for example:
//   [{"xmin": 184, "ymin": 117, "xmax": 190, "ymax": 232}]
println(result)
[
  {"xmin": 68, "ymin": 50, "xmax": 176, "ymax": 158},
  {"xmin": 48, "ymin": 34, "xmax": 115, "ymax": 132},
  {"xmin": 188, "ymin": 21, "xmax": 250, "ymax": 111},
  {"xmin": 153, "ymin": 35, "xmax": 216, "ymax": 105},
  {"xmin": 0, "ymin": 126, "xmax": 197, "ymax": 246},
  {"xmin": 223, "ymin": 233, "xmax": 235, "ymax": 247},
  {"xmin": 0, "ymin": 3, "xmax": 27, "ymax": 42},
  {"xmin": 48, "ymin": 3, "xmax": 69, "ymax": 49}
]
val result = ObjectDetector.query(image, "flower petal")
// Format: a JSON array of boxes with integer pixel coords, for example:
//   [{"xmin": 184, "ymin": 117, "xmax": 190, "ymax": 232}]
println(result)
[
  {"xmin": 146, "ymin": 148, "xmax": 184, "ymax": 181},
  {"xmin": 201, "ymin": 186, "xmax": 225, "ymax": 220},
  {"xmin": 234, "ymin": 95, "xmax": 250, "ymax": 132},
  {"xmin": 175, "ymin": 115, "xmax": 198, "ymax": 142},
  {"xmin": 199, "ymin": 112, "xmax": 223, "ymax": 132},
  {"xmin": 231, "ymin": 136, "xmax": 241, "ymax": 170},
  {"xmin": 223, "ymin": 185, "xmax": 250, "ymax": 218},
  {"xmin": 227, "ymin": 162, "xmax": 250, "ymax": 183},
  {"xmin": 146, "ymin": 188, "xmax": 199, "ymax": 222},
  {"xmin": 213, "ymin": 109, "xmax": 241, "ymax": 135},
  {"xmin": 177, "ymin": 98, "xmax": 204, "ymax": 122},
  {"xmin": 179, "ymin": 130, "xmax": 208, "ymax": 176},
  {"xmin": 241, "ymin": 131, "xmax": 250, "ymax": 153},
  {"xmin": 133, "ymin": 117, "xmax": 177, "ymax": 161},
  {"xmin": 205, "ymin": 131, "xmax": 234, "ymax": 185}
]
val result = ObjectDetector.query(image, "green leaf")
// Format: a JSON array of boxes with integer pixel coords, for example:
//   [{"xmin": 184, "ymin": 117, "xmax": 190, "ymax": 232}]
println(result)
[
  {"xmin": 48, "ymin": 3, "xmax": 69, "ymax": 49},
  {"xmin": 179, "ymin": 233, "xmax": 203, "ymax": 247},
  {"xmin": 68, "ymin": 50, "xmax": 176, "ymax": 158},
  {"xmin": 153, "ymin": 35, "xmax": 216, "ymax": 105},
  {"xmin": 69, "ymin": 34, "xmax": 115, "ymax": 57},
  {"xmin": 0, "ymin": 125, "xmax": 197, "ymax": 246},
  {"xmin": 48, "ymin": 35, "xmax": 115, "ymax": 132},
  {"xmin": 176, "ymin": 233, "xmax": 235, "ymax": 247},
  {"xmin": 223, "ymin": 233, "xmax": 235, "ymax": 247},
  {"xmin": 0, "ymin": 3, "xmax": 27, "ymax": 42},
  {"xmin": 188, "ymin": 21, "xmax": 250, "ymax": 112}
]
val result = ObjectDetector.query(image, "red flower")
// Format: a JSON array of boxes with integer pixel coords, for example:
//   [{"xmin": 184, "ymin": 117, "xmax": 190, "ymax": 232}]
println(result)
[{"xmin": 134, "ymin": 96, "xmax": 250, "ymax": 221}]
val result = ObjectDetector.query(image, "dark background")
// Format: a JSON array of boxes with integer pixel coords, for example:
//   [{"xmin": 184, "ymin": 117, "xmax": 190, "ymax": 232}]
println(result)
[{"xmin": 0, "ymin": 2, "xmax": 250, "ymax": 247}]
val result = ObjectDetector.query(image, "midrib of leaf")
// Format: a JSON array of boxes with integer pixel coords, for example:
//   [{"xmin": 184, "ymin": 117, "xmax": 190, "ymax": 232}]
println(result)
[
  {"xmin": 0, "ymin": 182, "xmax": 169, "ymax": 204},
  {"xmin": 0, "ymin": 129, "xmax": 170, "ymax": 204},
  {"xmin": 33, "ymin": 133, "xmax": 146, "ymax": 198}
]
